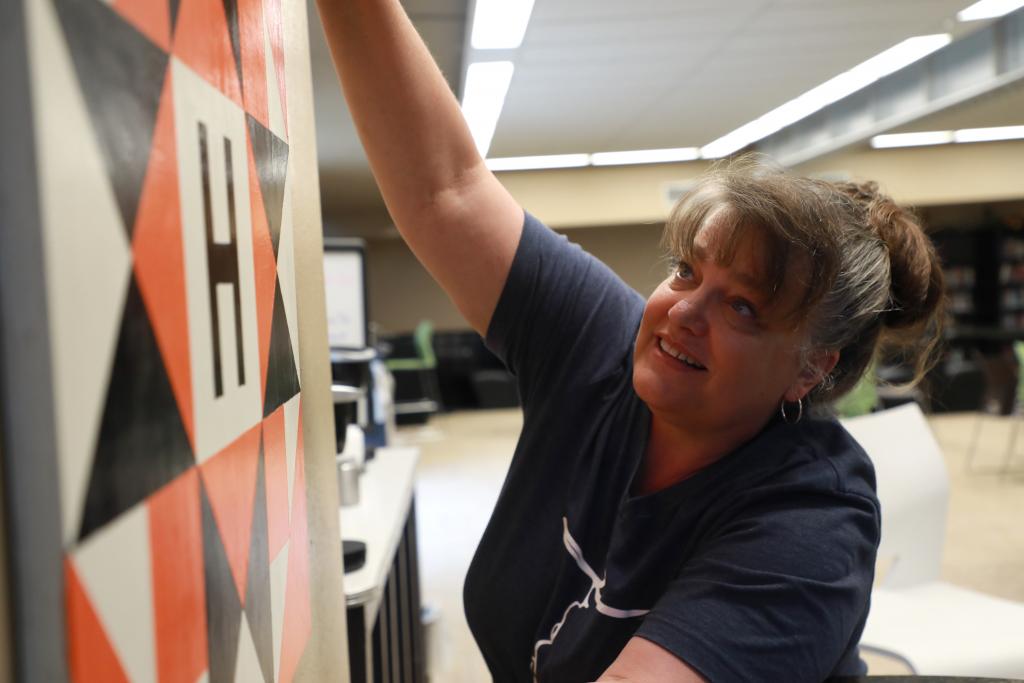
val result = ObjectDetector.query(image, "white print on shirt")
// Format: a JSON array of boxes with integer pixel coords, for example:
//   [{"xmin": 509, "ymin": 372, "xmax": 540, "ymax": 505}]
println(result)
[{"xmin": 530, "ymin": 516, "xmax": 651, "ymax": 681}]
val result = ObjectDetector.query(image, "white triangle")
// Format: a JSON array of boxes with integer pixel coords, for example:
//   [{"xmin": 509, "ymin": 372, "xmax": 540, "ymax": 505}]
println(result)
[
  {"xmin": 73, "ymin": 504, "xmax": 156, "ymax": 683},
  {"xmin": 235, "ymin": 613, "xmax": 264, "ymax": 683},
  {"xmin": 262, "ymin": 9, "xmax": 286, "ymax": 140},
  {"xmin": 270, "ymin": 542, "xmax": 290, "ymax": 680},
  {"xmin": 283, "ymin": 394, "xmax": 300, "ymax": 514},
  {"xmin": 26, "ymin": 0, "xmax": 134, "ymax": 545}
]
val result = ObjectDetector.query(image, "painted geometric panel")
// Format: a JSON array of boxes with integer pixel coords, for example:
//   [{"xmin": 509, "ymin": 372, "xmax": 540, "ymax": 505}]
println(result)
[
  {"xmin": 52, "ymin": 0, "xmax": 168, "ymax": 241},
  {"xmin": 264, "ymin": 277, "xmax": 302, "ymax": 418},
  {"xmin": 65, "ymin": 560, "xmax": 130, "ymax": 683},
  {"xmin": 283, "ymin": 394, "xmax": 302, "ymax": 513},
  {"xmin": 276, "ymin": 175, "xmax": 302, "ymax": 378},
  {"xmin": 78, "ymin": 277, "xmax": 196, "ymax": 541},
  {"xmin": 269, "ymin": 543, "xmax": 290, "ymax": 681},
  {"xmin": 148, "ymin": 469, "xmax": 208, "ymax": 683},
  {"xmin": 235, "ymin": 616, "xmax": 266, "ymax": 683},
  {"xmin": 25, "ymin": 0, "xmax": 134, "ymax": 546},
  {"xmin": 72, "ymin": 502, "xmax": 157, "ymax": 683},
  {"xmin": 13, "ymin": 0, "xmax": 340, "ymax": 678},
  {"xmin": 173, "ymin": 0, "xmax": 243, "ymax": 106},
  {"xmin": 247, "ymin": 131, "xmax": 279, "ymax": 402},
  {"xmin": 134, "ymin": 67, "xmax": 196, "ymax": 450},
  {"xmin": 172, "ymin": 56, "xmax": 263, "ymax": 464},
  {"xmin": 247, "ymin": 114, "xmax": 289, "ymax": 258},
  {"xmin": 279, "ymin": 450, "xmax": 312, "ymax": 683},
  {"xmin": 200, "ymin": 424, "xmax": 261, "ymax": 601},
  {"xmin": 200, "ymin": 479, "xmax": 245, "ymax": 682},
  {"xmin": 109, "ymin": 0, "xmax": 172, "ymax": 52},
  {"xmin": 244, "ymin": 444, "xmax": 276, "ymax": 682},
  {"xmin": 262, "ymin": 405, "xmax": 290, "ymax": 561}
]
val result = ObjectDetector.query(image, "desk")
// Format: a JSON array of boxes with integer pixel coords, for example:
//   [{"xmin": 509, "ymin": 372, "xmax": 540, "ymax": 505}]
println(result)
[{"xmin": 340, "ymin": 447, "xmax": 425, "ymax": 683}]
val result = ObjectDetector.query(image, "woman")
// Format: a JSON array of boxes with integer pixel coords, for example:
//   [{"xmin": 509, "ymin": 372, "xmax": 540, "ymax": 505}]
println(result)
[{"xmin": 315, "ymin": 2, "xmax": 945, "ymax": 680}]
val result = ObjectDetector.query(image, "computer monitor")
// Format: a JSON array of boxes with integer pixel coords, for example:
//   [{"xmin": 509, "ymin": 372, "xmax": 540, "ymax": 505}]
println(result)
[{"xmin": 322, "ymin": 237, "xmax": 370, "ymax": 351}]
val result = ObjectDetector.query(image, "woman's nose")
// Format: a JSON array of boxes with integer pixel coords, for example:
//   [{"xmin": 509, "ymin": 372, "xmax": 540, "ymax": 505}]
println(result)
[{"xmin": 668, "ymin": 295, "xmax": 709, "ymax": 336}]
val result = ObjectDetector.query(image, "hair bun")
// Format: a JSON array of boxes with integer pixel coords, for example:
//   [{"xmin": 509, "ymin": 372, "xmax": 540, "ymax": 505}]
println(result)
[{"xmin": 834, "ymin": 181, "xmax": 944, "ymax": 333}]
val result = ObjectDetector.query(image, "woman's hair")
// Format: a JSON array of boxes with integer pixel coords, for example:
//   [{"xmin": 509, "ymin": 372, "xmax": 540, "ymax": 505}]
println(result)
[{"xmin": 663, "ymin": 154, "xmax": 945, "ymax": 406}]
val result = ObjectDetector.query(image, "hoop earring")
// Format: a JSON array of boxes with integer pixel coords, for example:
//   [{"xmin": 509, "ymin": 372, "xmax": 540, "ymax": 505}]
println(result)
[{"xmin": 780, "ymin": 397, "xmax": 803, "ymax": 424}]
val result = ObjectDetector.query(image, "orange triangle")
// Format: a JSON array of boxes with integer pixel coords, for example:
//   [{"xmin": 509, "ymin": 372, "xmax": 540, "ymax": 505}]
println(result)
[
  {"xmin": 263, "ymin": 405, "xmax": 290, "ymax": 561},
  {"xmin": 148, "ymin": 470, "xmax": 208, "ymax": 683},
  {"xmin": 247, "ymin": 129, "xmax": 277, "ymax": 399},
  {"xmin": 113, "ymin": 0, "xmax": 171, "ymax": 52},
  {"xmin": 278, "ymin": 426, "xmax": 310, "ymax": 683},
  {"xmin": 238, "ymin": 0, "xmax": 269, "ymax": 128},
  {"xmin": 133, "ymin": 67, "xmax": 195, "ymax": 452},
  {"xmin": 199, "ymin": 424, "xmax": 261, "ymax": 602},
  {"xmin": 65, "ymin": 559, "xmax": 131, "ymax": 683},
  {"xmin": 172, "ymin": 0, "xmax": 243, "ymax": 106}
]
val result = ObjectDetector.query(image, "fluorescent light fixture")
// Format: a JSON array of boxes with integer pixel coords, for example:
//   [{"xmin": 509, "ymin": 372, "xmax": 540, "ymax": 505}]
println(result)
[
  {"xmin": 953, "ymin": 124, "xmax": 1024, "ymax": 142},
  {"xmin": 871, "ymin": 131, "xmax": 955, "ymax": 148},
  {"xmin": 486, "ymin": 154, "xmax": 590, "ymax": 171},
  {"xmin": 471, "ymin": 0, "xmax": 536, "ymax": 49},
  {"xmin": 957, "ymin": 0, "xmax": 1024, "ymax": 21},
  {"xmin": 485, "ymin": 147, "xmax": 705, "ymax": 171},
  {"xmin": 590, "ymin": 147, "xmax": 701, "ymax": 166},
  {"xmin": 700, "ymin": 34, "xmax": 952, "ymax": 159},
  {"xmin": 461, "ymin": 61, "xmax": 514, "ymax": 157},
  {"xmin": 870, "ymin": 125, "xmax": 1024, "ymax": 148}
]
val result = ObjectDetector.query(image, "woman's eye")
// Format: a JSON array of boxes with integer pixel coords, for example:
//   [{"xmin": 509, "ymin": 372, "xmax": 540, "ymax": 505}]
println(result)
[
  {"xmin": 731, "ymin": 299, "xmax": 756, "ymax": 318},
  {"xmin": 673, "ymin": 262, "xmax": 693, "ymax": 281}
]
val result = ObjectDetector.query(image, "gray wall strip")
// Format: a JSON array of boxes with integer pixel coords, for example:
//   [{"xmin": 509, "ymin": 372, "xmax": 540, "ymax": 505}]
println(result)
[{"xmin": 0, "ymin": 0, "xmax": 69, "ymax": 680}]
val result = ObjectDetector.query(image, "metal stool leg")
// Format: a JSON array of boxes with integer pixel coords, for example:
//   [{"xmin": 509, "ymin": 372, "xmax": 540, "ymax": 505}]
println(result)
[{"xmin": 966, "ymin": 410, "xmax": 988, "ymax": 473}]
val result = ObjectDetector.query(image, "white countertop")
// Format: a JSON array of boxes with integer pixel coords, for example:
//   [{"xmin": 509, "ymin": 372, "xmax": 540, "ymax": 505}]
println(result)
[{"xmin": 339, "ymin": 446, "xmax": 419, "ymax": 608}]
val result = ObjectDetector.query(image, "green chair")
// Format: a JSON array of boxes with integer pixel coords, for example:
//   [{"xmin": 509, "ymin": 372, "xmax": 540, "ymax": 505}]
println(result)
[
  {"xmin": 385, "ymin": 320, "xmax": 437, "ymax": 372},
  {"xmin": 834, "ymin": 363, "xmax": 880, "ymax": 418},
  {"xmin": 385, "ymin": 321, "xmax": 442, "ymax": 423}
]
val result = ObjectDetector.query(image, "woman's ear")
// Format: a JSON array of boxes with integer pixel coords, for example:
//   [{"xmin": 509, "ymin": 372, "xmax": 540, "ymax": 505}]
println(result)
[{"xmin": 786, "ymin": 349, "xmax": 839, "ymax": 402}]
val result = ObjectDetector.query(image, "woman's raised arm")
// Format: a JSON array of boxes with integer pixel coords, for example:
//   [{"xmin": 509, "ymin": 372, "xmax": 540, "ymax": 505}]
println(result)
[{"xmin": 315, "ymin": 0, "xmax": 524, "ymax": 335}]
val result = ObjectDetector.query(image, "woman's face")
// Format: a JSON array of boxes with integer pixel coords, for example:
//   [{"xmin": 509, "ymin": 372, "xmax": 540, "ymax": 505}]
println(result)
[{"xmin": 633, "ymin": 216, "xmax": 829, "ymax": 440}]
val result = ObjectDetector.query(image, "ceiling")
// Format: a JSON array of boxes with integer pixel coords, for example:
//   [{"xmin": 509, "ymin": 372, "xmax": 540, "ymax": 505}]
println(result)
[{"xmin": 306, "ymin": 0, "xmax": 1023, "ymax": 229}]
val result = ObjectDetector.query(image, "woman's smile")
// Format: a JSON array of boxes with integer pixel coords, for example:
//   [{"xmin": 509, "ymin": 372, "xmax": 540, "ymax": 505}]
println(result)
[{"xmin": 655, "ymin": 336, "xmax": 708, "ymax": 371}]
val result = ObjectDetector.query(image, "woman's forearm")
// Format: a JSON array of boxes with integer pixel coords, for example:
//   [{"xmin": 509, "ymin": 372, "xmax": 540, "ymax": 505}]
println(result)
[
  {"xmin": 314, "ymin": 0, "xmax": 484, "ymax": 218},
  {"xmin": 313, "ymin": 0, "xmax": 524, "ymax": 334}
]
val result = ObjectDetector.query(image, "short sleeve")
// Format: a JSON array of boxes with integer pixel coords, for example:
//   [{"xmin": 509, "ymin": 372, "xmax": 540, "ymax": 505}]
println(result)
[
  {"xmin": 486, "ymin": 212, "xmax": 645, "ymax": 404},
  {"xmin": 634, "ymin": 482, "xmax": 879, "ymax": 682}
]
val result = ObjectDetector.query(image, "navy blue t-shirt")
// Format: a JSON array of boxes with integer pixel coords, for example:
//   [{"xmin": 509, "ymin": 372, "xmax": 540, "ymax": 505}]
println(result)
[{"xmin": 463, "ymin": 213, "xmax": 880, "ymax": 683}]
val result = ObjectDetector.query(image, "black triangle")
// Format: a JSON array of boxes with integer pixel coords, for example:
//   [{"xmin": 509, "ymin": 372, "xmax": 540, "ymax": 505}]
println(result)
[
  {"xmin": 78, "ymin": 277, "xmax": 195, "ymax": 541},
  {"xmin": 222, "ymin": 0, "xmax": 244, "ymax": 98},
  {"xmin": 169, "ymin": 0, "xmax": 181, "ymax": 34},
  {"xmin": 244, "ymin": 439, "xmax": 275, "ymax": 683},
  {"xmin": 200, "ymin": 479, "xmax": 243, "ymax": 683},
  {"xmin": 246, "ymin": 114, "xmax": 289, "ymax": 258},
  {"xmin": 53, "ymin": 0, "xmax": 169, "ymax": 240},
  {"xmin": 263, "ymin": 278, "xmax": 301, "ymax": 417}
]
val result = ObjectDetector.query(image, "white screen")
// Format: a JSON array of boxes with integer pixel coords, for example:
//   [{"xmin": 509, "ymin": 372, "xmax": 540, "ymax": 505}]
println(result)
[{"xmin": 323, "ymin": 250, "xmax": 366, "ymax": 349}]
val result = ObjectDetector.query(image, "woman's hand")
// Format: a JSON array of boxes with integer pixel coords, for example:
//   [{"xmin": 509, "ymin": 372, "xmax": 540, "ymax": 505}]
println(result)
[{"xmin": 598, "ymin": 637, "xmax": 707, "ymax": 682}]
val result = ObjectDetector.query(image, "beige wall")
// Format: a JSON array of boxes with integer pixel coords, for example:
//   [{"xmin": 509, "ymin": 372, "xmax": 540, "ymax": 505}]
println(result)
[
  {"xmin": 794, "ymin": 141, "xmax": 1024, "ymax": 209},
  {"xmin": 361, "ymin": 141, "xmax": 1024, "ymax": 335},
  {"xmin": 493, "ymin": 141, "xmax": 1024, "ymax": 230},
  {"xmin": 366, "ymin": 222, "xmax": 669, "ymax": 335}
]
